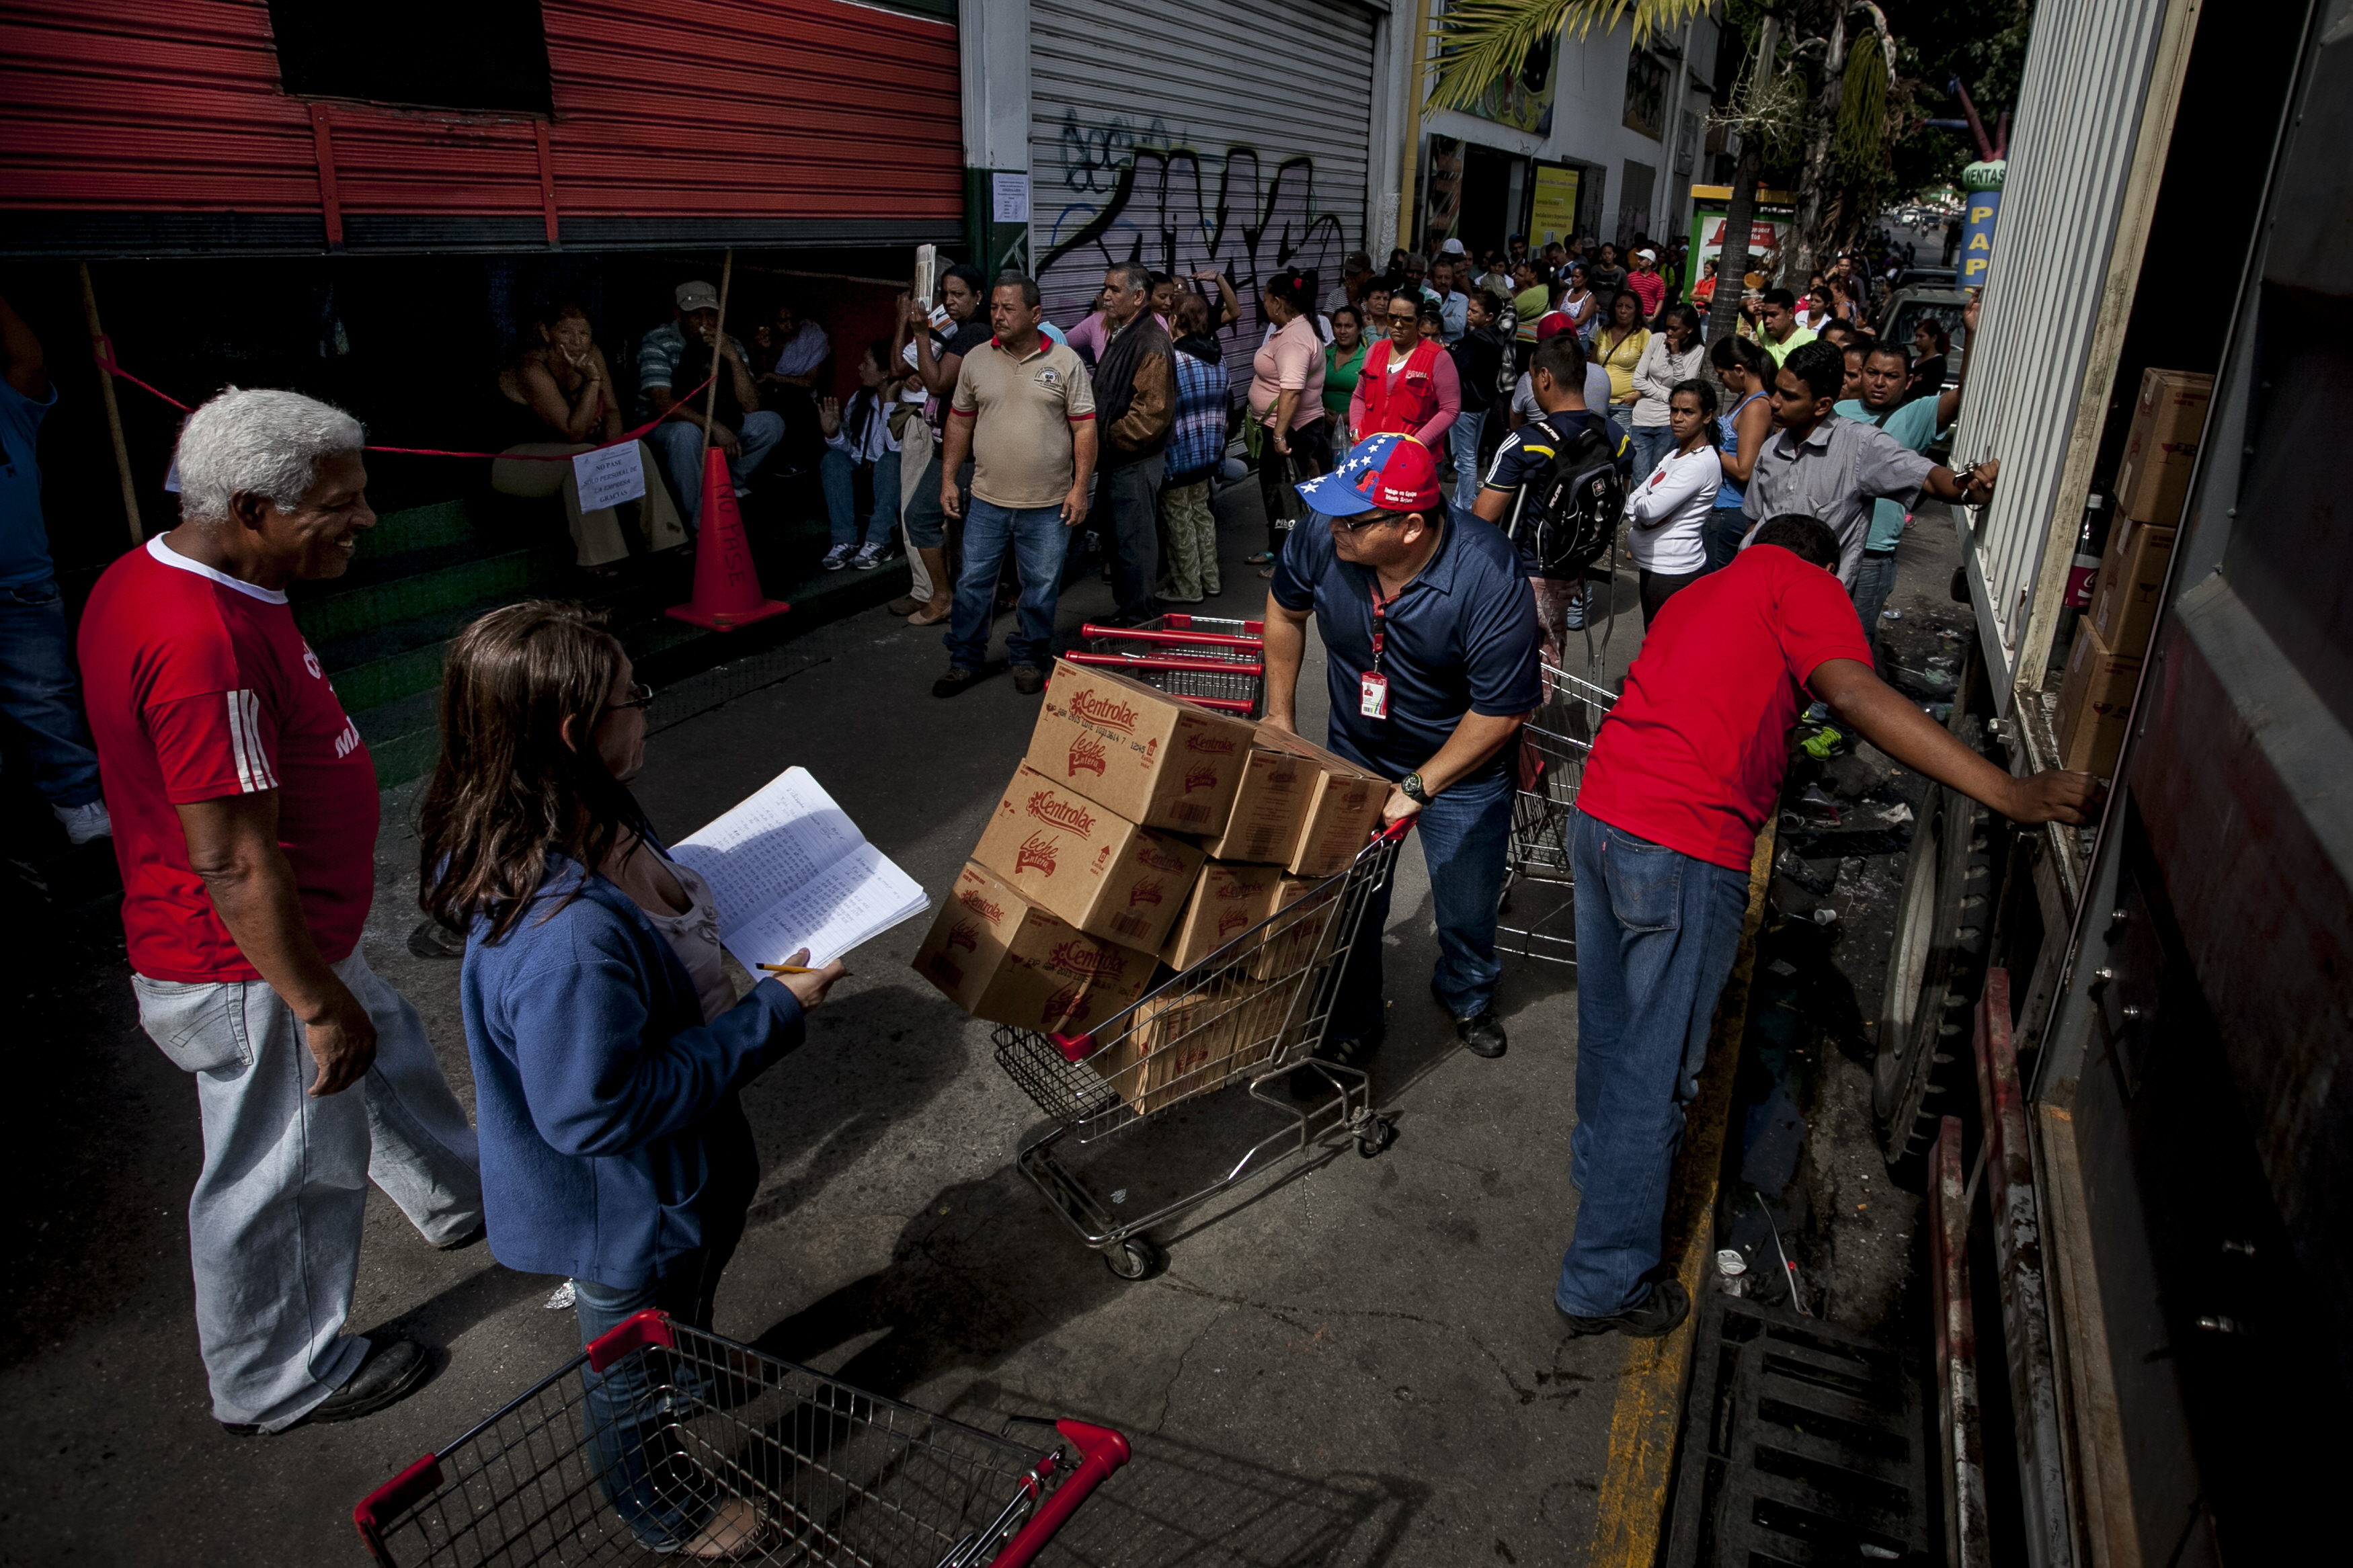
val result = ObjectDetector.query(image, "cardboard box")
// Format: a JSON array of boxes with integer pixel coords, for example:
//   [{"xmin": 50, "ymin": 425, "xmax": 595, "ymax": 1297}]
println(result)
[
  {"xmin": 1255, "ymin": 728, "xmax": 1391, "ymax": 877},
  {"xmin": 1246, "ymin": 873, "xmax": 1341, "ymax": 983},
  {"xmin": 1160, "ymin": 860, "xmax": 1285, "ymax": 972},
  {"xmin": 2088, "ymin": 518, "xmax": 2176, "ymax": 657},
  {"xmin": 2055, "ymin": 620, "xmax": 2143, "ymax": 776},
  {"xmin": 1086, "ymin": 974, "xmax": 1305, "ymax": 1113},
  {"xmin": 973, "ymin": 764, "xmax": 1205, "ymax": 952},
  {"xmin": 1204, "ymin": 743, "xmax": 1316, "ymax": 864},
  {"xmin": 911, "ymin": 862, "xmax": 1156, "ymax": 1034},
  {"xmin": 2112, "ymin": 368, "xmax": 2212, "ymax": 526},
  {"xmin": 1029, "ymin": 661, "xmax": 1257, "ymax": 835}
]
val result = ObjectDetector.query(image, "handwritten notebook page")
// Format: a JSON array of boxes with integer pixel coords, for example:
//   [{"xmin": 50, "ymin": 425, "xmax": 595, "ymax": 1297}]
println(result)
[{"xmin": 670, "ymin": 768, "xmax": 928, "ymax": 969}]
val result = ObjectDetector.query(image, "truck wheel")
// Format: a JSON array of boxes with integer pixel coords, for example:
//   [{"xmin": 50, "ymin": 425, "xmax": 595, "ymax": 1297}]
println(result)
[{"xmin": 1874, "ymin": 715, "xmax": 1996, "ymax": 1181}]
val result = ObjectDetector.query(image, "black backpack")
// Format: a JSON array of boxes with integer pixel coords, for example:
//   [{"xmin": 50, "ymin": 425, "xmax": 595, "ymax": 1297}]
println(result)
[{"xmin": 1511, "ymin": 417, "xmax": 1626, "ymax": 579}]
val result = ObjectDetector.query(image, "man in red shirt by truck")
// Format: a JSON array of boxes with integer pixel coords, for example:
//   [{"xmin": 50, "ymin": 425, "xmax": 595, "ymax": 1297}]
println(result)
[
  {"xmin": 1552, "ymin": 513, "xmax": 2100, "ymax": 1337},
  {"xmin": 78, "ymin": 388, "xmax": 482, "ymax": 1434}
]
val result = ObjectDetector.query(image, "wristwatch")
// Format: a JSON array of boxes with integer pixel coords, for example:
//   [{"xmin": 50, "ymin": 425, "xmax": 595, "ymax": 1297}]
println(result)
[{"xmin": 1400, "ymin": 771, "xmax": 1431, "ymax": 804}]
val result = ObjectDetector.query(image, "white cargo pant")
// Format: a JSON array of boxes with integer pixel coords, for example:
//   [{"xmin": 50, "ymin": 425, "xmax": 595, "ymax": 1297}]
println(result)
[{"xmin": 132, "ymin": 946, "xmax": 481, "ymax": 1430}]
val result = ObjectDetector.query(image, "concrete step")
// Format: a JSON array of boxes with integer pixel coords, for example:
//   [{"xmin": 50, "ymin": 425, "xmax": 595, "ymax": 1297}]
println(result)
[{"xmin": 356, "ymin": 498, "xmax": 479, "ymax": 562}]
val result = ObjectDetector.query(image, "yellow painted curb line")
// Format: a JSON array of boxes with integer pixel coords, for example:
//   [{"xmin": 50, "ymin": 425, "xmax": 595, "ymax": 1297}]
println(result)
[{"xmin": 1585, "ymin": 823, "xmax": 1776, "ymax": 1566}]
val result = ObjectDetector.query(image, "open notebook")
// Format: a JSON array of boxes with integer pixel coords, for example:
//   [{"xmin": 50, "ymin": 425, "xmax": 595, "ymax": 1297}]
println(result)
[{"xmin": 669, "ymin": 767, "xmax": 929, "ymax": 971}]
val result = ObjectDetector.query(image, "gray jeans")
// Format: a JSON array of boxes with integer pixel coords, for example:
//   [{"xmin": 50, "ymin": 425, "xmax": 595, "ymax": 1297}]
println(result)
[{"xmin": 132, "ymin": 946, "xmax": 482, "ymax": 1430}]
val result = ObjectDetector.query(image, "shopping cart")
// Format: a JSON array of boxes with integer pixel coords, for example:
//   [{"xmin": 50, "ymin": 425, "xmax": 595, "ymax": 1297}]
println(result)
[
  {"xmin": 1062, "ymin": 615, "xmax": 1265, "ymax": 717},
  {"xmin": 352, "ymin": 1309, "xmax": 1129, "ymax": 1567},
  {"xmin": 1496, "ymin": 666, "xmax": 1616, "ymax": 964},
  {"xmin": 992, "ymin": 820, "xmax": 1411, "ymax": 1279}
]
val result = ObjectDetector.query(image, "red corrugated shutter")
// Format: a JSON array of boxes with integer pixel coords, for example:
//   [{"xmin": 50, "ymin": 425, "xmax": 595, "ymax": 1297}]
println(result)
[{"xmin": 0, "ymin": 0, "xmax": 965, "ymax": 251}]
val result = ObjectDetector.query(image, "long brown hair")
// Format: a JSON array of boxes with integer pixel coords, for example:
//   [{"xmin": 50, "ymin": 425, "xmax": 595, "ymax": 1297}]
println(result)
[{"xmin": 417, "ymin": 601, "xmax": 647, "ymax": 944}]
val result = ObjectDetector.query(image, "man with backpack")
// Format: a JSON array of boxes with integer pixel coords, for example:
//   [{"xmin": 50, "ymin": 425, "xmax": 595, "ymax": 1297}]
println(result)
[
  {"xmin": 1263, "ymin": 434, "xmax": 1541, "ymax": 1065},
  {"xmin": 1474, "ymin": 333, "xmax": 1628, "ymax": 668}
]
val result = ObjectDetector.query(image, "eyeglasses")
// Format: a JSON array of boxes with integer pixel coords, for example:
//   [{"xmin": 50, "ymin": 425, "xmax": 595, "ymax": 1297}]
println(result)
[
  {"xmin": 1385, "ymin": 314, "xmax": 1419, "ymax": 327},
  {"xmin": 604, "ymin": 680, "xmax": 655, "ymax": 714},
  {"xmin": 1334, "ymin": 511, "xmax": 1408, "ymax": 533}
]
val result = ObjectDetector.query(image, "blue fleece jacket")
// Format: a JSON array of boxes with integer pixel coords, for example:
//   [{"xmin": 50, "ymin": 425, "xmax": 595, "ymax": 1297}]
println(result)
[{"xmin": 461, "ymin": 855, "xmax": 805, "ymax": 1288}]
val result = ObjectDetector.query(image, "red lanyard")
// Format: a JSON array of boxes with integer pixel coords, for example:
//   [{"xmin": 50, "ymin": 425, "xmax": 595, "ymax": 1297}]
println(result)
[{"xmin": 1368, "ymin": 579, "xmax": 1392, "ymax": 673}]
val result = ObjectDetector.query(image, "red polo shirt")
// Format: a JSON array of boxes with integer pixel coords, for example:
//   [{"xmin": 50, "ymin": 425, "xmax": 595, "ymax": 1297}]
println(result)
[
  {"xmin": 78, "ymin": 538, "xmax": 379, "ymax": 981},
  {"xmin": 1577, "ymin": 544, "xmax": 1870, "ymax": 871}
]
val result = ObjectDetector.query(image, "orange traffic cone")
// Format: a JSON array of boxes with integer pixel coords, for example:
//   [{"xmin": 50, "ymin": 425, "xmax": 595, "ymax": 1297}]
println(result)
[{"xmin": 668, "ymin": 446, "xmax": 791, "ymax": 631}]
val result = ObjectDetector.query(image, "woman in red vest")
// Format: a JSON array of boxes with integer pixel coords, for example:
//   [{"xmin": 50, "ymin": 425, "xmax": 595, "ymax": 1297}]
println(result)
[{"xmin": 1349, "ymin": 294, "xmax": 1462, "ymax": 452}]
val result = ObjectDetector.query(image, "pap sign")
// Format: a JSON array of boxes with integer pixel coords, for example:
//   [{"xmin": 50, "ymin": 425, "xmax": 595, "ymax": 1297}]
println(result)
[{"xmin": 1960, "ymin": 160, "xmax": 2004, "ymax": 288}]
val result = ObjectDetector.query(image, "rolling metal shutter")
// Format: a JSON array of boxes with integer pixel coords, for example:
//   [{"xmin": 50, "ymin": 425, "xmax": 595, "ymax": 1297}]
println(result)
[
  {"xmin": 1948, "ymin": 0, "xmax": 2198, "ymax": 705},
  {"xmin": 1029, "ymin": 0, "xmax": 1378, "ymax": 386}
]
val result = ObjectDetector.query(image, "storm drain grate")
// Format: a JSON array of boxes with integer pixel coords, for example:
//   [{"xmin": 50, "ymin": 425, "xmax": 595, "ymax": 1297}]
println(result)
[{"xmin": 1663, "ymin": 1290, "xmax": 1933, "ymax": 1567}]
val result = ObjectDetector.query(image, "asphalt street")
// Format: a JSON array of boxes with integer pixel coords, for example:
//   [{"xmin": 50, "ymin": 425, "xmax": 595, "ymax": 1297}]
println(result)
[{"xmin": 1, "ymin": 479, "xmax": 1665, "ymax": 1567}]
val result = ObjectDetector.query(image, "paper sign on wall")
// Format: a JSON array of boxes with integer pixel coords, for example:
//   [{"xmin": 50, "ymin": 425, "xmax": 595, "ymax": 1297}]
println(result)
[
  {"xmin": 992, "ymin": 172, "xmax": 1031, "ymax": 224},
  {"xmin": 572, "ymin": 444, "xmax": 646, "ymax": 512}
]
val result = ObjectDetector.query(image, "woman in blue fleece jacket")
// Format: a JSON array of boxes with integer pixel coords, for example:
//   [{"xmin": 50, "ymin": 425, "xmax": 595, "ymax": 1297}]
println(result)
[{"xmin": 417, "ymin": 602, "xmax": 844, "ymax": 1559}]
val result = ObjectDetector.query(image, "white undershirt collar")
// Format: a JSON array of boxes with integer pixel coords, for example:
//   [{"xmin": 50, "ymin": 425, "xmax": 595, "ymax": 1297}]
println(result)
[{"xmin": 147, "ymin": 534, "xmax": 290, "ymax": 604}]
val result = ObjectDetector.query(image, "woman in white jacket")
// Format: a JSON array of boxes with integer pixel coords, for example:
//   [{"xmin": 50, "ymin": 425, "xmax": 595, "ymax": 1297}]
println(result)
[
  {"xmin": 1625, "ymin": 376, "xmax": 1722, "ymax": 627},
  {"xmin": 1626, "ymin": 303, "xmax": 1708, "ymax": 479}
]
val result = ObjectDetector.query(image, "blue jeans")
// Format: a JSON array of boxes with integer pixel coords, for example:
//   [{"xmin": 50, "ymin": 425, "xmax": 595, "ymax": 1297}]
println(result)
[
  {"xmin": 820, "ymin": 448, "xmax": 902, "ymax": 550},
  {"xmin": 1849, "ymin": 546, "xmax": 1899, "ymax": 647},
  {"xmin": 1556, "ymin": 810, "xmax": 1750, "ymax": 1317},
  {"xmin": 1451, "ymin": 408, "xmax": 1488, "ymax": 522},
  {"xmin": 649, "ymin": 411, "xmax": 786, "ymax": 527},
  {"xmin": 572, "ymin": 1235, "xmax": 740, "ymax": 1551},
  {"xmin": 1628, "ymin": 423, "xmax": 1677, "ymax": 479},
  {"xmin": 0, "ymin": 580, "xmax": 103, "ymax": 807},
  {"xmin": 1330, "ymin": 765, "xmax": 1515, "ymax": 1040},
  {"xmin": 1098, "ymin": 454, "xmax": 1165, "ymax": 621},
  {"xmin": 947, "ymin": 497, "xmax": 1071, "ymax": 672},
  {"xmin": 1703, "ymin": 506, "xmax": 1749, "ymax": 573}
]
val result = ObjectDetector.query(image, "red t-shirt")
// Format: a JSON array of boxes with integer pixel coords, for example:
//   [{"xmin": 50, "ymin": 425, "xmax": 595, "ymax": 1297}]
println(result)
[
  {"xmin": 1577, "ymin": 544, "xmax": 1870, "ymax": 871},
  {"xmin": 78, "ymin": 538, "xmax": 379, "ymax": 982}
]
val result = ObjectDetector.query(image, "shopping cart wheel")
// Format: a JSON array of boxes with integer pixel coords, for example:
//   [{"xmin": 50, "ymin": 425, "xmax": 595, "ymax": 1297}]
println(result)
[
  {"xmin": 1103, "ymin": 1237, "xmax": 1162, "ymax": 1280},
  {"xmin": 1355, "ymin": 1116, "xmax": 1396, "ymax": 1159}
]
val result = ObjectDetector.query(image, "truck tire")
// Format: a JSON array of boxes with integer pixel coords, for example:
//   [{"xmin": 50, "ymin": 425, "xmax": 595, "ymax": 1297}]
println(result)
[{"xmin": 1874, "ymin": 715, "xmax": 1996, "ymax": 1179}]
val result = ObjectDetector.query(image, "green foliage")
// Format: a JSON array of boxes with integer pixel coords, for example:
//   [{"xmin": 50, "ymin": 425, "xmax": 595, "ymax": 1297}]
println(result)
[
  {"xmin": 1836, "ymin": 28, "xmax": 1890, "ymax": 180},
  {"xmin": 1427, "ymin": 0, "xmax": 1711, "ymax": 115},
  {"xmin": 1884, "ymin": 0, "xmax": 2035, "ymax": 196}
]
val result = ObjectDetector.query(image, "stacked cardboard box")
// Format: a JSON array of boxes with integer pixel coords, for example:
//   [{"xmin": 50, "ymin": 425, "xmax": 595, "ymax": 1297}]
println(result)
[
  {"xmin": 913, "ymin": 660, "xmax": 1394, "ymax": 1047},
  {"xmin": 2059, "ymin": 368, "xmax": 2211, "ymax": 775}
]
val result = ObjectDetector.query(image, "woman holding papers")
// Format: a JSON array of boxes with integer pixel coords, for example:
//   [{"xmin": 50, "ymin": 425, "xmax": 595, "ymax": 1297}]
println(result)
[{"xmin": 417, "ymin": 601, "xmax": 844, "ymax": 1561}]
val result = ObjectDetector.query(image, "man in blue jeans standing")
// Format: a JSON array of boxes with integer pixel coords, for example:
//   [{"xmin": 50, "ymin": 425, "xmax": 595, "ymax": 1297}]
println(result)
[
  {"xmin": 1263, "ymin": 433, "xmax": 1541, "ymax": 1062},
  {"xmin": 0, "ymin": 291, "xmax": 111, "ymax": 847},
  {"xmin": 932, "ymin": 274, "xmax": 1099, "ymax": 699},
  {"xmin": 1557, "ymin": 514, "xmax": 2099, "ymax": 1337}
]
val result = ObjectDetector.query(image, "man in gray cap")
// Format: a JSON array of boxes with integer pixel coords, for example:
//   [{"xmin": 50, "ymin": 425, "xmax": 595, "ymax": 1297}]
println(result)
[{"xmin": 639, "ymin": 280, "xmax": 787, "ymax": 526}]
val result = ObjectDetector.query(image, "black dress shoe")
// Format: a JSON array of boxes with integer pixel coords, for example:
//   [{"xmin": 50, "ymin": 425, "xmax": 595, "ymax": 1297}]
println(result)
[
  {"xmin": 1010, "ymin": 664, "xmax": 1046, "ymax": 696},
  {"xmin": 1556, "ymin": 1278, "xmax": 1691, "ymax": 1339},
  {"xmin": 221, "ymin": 1337, "xmax": 432, "ymax": 1435},
  {"xmin": 1455, "ymin": 1010, "xmax": 1508, "ymax": 1057},
  {"xmin": 932, "ymin": 667, "xmax": 982, "ymax": 698},
  {"xmin": 432, "ymin": 1221, "xmax": 487, "ymax": 1252},
  {"xmin": 1288, "ymin": 1030, "xmax": 1381, "ymax": 1098}
]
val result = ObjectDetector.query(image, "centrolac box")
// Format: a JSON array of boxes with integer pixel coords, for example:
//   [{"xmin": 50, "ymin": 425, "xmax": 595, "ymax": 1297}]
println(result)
[
  {"xmin": 2055, "ymin": 620, "xmax": 2143, "ymax": 776},
  {"xmin": 1205, "ymin": 741, "xmax": 1316, "ymax": 863},
  {"xmin": 1254, "ymin": 728, "xmax": 1391, "ymax": 877},
  {"xmin": 1160, "ymin": 860, "xmax": 1285, "ymax": 972},
  {"xmin": 973, "ymin": 764, "xmax": 1204, "ymax": 952},
  {"xmin": 912, "ymin": 862, "xmax": 1155, "ymax": 1034},
  {"xmin": 1030, "ymin": 660, "xmax": 1256, "ymax": 834}
]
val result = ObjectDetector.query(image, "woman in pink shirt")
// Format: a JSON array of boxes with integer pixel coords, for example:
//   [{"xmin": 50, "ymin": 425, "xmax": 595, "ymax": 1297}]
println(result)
[{"xmin": 1247, "ymin": 267, "xmax": 1332, "ymax": 571}]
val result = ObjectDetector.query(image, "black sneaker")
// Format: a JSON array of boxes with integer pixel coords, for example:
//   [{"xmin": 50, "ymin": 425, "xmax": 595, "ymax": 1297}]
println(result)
[
  {"xmin": 1010, "ymin": 664, "xmax": 1046, "ymax": 696},
  {"xmin": 932, "ymin": 667, "xmax": 982, "ymax": 699},
  {"xmin": 1288, "ymin": 1030, "xmax": 1381, "ymax": 1098},
  {"xmin": 1454, "ymin": 1010, "xmax": 1509, "ymax": 1058},
  {"xmin": 221, "ymin": 1337, "xmax": 432, "ymax": 1435},
  {"xmin": 1556, "ymin": 1278, "xmax": 1691, "ymax": 1339}
]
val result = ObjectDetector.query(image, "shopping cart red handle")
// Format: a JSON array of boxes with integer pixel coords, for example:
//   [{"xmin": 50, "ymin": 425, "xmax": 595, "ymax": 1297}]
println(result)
[
  {"xmin": 1373, "ymin": 814, "xmax": 1418, "ymax": 845},
  {"xmin": 1077, "ymin": 622, "xmax": 1264, "ymax": 651},
  {"xmin": 986, "ymin": 1420, "xmax": 1132, "ymax": 1568}
]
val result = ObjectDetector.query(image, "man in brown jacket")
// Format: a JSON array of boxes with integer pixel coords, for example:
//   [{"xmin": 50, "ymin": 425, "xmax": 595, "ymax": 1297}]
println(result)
[{"xmin": 1088, "ymin": 262, "xmax": 1174, "ymax": 625}]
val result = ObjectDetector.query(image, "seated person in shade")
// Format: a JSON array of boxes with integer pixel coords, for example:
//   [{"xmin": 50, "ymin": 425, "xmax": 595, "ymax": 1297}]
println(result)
[
  {"xmin": 756, "ymin": 298, "xmax": 833, "ymax": 470},
  {"xmin": 639, "ymin": 281, "xmax": 785, "ymax": 528},
  {"xmin": 817, "ymin": 339, "xmax": 902, "ymax": 573},
  {"xmin": 493, "ymin": 302, "xmax": 686, "ymax": 577}
]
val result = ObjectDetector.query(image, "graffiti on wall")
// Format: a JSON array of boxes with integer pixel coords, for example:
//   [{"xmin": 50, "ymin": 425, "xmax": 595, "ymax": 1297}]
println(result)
[{"xmin": 1037, "ymin": 138, "xmax": 1352, "ymax": 393}]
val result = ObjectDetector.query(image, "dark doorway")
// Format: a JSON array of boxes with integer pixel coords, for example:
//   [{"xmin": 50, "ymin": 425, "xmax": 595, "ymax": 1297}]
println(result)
[{"xmin": 1458, "ymin": 145, "xmax": 1520, "ymax": 263}]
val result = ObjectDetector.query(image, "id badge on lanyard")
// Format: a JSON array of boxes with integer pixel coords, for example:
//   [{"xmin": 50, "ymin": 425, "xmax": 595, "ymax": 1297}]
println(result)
[{"xmin": 1360, "ymin": 581, "xmax": 1393, "ymax": 719}]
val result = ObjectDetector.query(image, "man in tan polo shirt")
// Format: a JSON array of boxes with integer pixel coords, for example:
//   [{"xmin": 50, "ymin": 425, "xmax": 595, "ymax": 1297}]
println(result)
[{"xmin": 933, "ymin": 272, "xmax": 1098, "ymax": 698}]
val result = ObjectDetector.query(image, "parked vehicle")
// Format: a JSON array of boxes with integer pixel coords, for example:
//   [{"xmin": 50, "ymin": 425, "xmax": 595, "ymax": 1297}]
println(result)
[{"xmin": 1868, "ymin": 0, "xmax": 2347, "ymax": 1561}]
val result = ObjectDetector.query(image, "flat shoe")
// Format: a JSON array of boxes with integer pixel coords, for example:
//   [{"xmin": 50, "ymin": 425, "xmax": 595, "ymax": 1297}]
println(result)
[{"xmin": 907, "ymin": 602, "xmax": 952, "ymax": 627}]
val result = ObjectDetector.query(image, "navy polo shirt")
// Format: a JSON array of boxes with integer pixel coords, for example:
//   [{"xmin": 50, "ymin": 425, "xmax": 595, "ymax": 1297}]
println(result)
[{"xmin": 1271, "ymin": 513, "xmax": 1543, "ymax": 782}]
